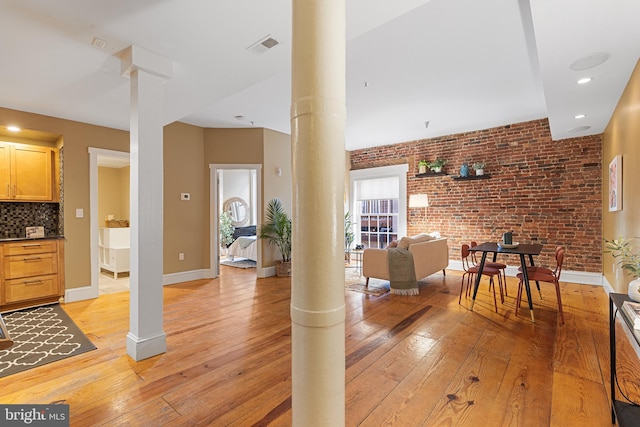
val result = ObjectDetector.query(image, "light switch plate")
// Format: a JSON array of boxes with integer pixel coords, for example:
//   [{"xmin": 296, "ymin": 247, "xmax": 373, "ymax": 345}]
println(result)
[{"xmin": 76, "ymin": 208, "xmax": 84, "ymax": 218}]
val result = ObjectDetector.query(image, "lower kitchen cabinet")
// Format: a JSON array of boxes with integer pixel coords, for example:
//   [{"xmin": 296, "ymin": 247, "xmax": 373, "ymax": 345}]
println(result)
[{"xmin": 0, "ymin": 239, "xmax": 65, "ymax": 312}]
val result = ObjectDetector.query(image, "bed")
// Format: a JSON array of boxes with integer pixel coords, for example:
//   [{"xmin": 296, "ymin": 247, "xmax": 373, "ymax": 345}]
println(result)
[{"xmin": 225, "ymin": 225, "xmax": 257, "ymax": 261}]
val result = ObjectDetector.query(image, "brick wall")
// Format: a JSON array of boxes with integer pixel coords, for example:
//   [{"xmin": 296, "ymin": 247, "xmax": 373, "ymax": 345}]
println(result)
[{"xmin": 350, "ymin": 119, "xmax": 602, "ymax": 273}]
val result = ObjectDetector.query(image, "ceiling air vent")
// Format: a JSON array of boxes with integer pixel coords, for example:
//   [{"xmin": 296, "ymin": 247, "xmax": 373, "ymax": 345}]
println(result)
[{"xmin": 247, "ymin": 35, "xmax": 280, "ymax": 55}]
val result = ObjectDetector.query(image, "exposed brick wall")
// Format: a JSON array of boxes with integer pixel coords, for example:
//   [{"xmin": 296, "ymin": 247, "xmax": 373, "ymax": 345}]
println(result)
[{"xmin": 350, "ymin": 119, "xmax": 602, "ymax": 273}]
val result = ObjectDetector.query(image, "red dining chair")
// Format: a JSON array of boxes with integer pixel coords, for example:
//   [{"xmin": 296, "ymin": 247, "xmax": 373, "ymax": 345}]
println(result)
[
  {"xmin": 518, "ymin": 245, "xmax": 563, "ymax": 299},
  {"xmin": 459, "ymin": 244, "xmax": 504, "ymax": 313},
  {"xmin": 471, "ymin": 241, "xmax": 508, "ymax": 295},
  {"xmin": 516, "ymin": 247, "xmax": 565, "ymax": 324}
]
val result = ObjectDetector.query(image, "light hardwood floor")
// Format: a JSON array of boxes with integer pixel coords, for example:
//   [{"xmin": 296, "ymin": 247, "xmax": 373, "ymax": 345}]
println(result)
[{"xmin": 1, "ymin": 267, "xmax": 639, "ymax": 426}]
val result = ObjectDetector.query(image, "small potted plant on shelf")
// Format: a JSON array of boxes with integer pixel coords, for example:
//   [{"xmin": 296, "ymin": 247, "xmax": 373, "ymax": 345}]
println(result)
[
  {"xmin": 473, "ymin": 162, "xmax": 486, "ymax": 176},
  {"xmin": 418, "ymin": 160, "xmax": 428, "ymax": 174},
  {"xmin": 427, "ymin": 159, "xmax": 447, "ymax": 173},
  {"xmin": 605, "ymin": 237, "xmax": 640, "ymax": 301}
]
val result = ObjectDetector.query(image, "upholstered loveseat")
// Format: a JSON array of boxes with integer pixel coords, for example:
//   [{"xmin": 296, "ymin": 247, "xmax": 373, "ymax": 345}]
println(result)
[{"xmin": 362, "ymin": 234, "xmax": 449, "ymax": 295}]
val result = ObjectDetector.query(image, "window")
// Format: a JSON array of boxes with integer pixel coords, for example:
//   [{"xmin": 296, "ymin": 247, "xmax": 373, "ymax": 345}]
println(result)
[
  {"xmin": 349, "ymin": 164, "xmax": 408, "ymax": 249},
  {"xmin": 359, "ymin": 199, "xmax": 398, "ymax": 249}
]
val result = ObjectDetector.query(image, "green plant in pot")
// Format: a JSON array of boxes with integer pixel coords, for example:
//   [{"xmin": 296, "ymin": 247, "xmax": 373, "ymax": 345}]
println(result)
[
  {"xmin": 344, "ymin": 211, "xmax": 355, "ymax": 251},
  {"xmin": 473, "ymin": 162, "xmax": 486, "ymax": 176},
  {"xmin": 605, "ymin": 237, "xmax": 640, "ymax": 301},
  {"xmin": 418, "ymin": 160, "xmax": 429, "ymax": 174},
  {"xmin": 427, "ymin": 159, "xmax": 447, "ymax": 173},
  {"xmin": 219, "ymin": 211, "xmax": 234, "ymax": 248},
  {"xmin": 258, "ymin": 198, "xmax": 292, "ymax": 277}
]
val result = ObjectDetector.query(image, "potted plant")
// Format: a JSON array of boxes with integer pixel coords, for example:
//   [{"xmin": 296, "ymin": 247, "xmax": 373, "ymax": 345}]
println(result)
[
  {"xmin": 473, "ymin": 162, "xmax": 486, "ymax": 176},
  {"xmin": 344, "ymin": 211, "xmax": 355, "ymax": 252},
  {"xmin": 219, "ymin": 211, "xmax": 234, "ymax": 249},
  {"xmin": 427, "ymin": 159, "xmax": 447, "ymax": 173},
  {"xmin": 258, "ymin": 198, "xmax": 292, "ymax": 277},
  {"xmin": 605, "ymin": 237, "xmax": 640, "ymax": 301},
  {"xmin": 418, "ymin": 160, "xmax": 428, "ymax": 174}
]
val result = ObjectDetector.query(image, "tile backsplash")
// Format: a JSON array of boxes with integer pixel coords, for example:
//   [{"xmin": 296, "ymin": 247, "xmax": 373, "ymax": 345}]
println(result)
[{"xmin": 0, "ymin": 202, "xmax": 62, "ymax": 239}]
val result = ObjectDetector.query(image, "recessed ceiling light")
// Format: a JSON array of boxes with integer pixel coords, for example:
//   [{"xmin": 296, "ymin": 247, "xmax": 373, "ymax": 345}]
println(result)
[
  {"xmin": 574, "ymin": 114, "xmax": 586, "ymax": 119},
  {"xmin": 7, "ymin": 126, "xmax": 20, "ymax": 132},
  {"xmin": 569, "ymin": 52, "xmax": 610, "ymax": 71},
  {"xmin": 568, "ymin": 125, "xmax": 591, "ymax": 133},
  {"xmin": 577, "ymin": 77, "xmax": 592, "ymax": 84}
]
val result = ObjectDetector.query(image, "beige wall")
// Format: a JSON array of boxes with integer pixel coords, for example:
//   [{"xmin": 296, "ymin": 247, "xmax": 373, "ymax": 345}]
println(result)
[
  {"xmin": 602, "ymin": 59, "xmax": 640, "ymax": 292},
  {"xmin": 263, "ymin": 128, "xmax": 293, "ymax": 266},
  {"xmin": 163, "ymin": 122, "xmax": 206, "ymax": 274},
  {"xmin": 98, "ymin": 166, "xmax": 130, "ymax": 224}
]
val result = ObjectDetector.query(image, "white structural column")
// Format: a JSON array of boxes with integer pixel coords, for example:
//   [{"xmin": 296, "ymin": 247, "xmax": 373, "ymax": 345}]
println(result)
[
  {"xmin": 290, "ymin": 1, "xmax": 346, "ymax": 425},
  {"xmin": 120, "ymin": 46, "xmax": 173, "ymax": 361}
]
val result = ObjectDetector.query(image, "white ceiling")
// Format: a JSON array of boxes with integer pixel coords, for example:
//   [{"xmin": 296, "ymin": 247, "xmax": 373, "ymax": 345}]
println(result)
[{"xmin": 0, "ymin": 0, "xmax": 638, "ymax": 151}]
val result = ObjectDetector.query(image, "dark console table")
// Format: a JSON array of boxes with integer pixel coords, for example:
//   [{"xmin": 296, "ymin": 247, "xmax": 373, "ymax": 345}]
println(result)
[{"xmin": 609, "ymin": 293, "xmax": 640, "ymax": 426}]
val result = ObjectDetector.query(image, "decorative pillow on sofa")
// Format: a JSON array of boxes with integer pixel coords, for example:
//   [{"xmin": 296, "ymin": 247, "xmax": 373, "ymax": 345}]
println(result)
[{"xmin": 397, "ymin": 233, "xmax": 435, "ymax": 249}]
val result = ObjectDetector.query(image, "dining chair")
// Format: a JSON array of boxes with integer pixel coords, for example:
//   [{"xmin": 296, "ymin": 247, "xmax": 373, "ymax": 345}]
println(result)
[
  {"xmin": 471, "ymin": 240, "xmax": 508, "ymax": 295},
  {"xmin": 517, "ymin": 245, "xmax": 563, "ymax": 299},
  {"xmin": 459, "ymin": 244, "xmax": 504, "ymax": 313},
  {"xmin": 515, "ymin": 247, "xmax": 565, "ymax": 324}
]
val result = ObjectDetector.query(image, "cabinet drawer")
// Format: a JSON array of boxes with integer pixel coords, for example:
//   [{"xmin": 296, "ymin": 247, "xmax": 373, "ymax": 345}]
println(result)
[
  {"xmin": 3, "ymin": 241, "xmax": 57, "ymax": 256},
  {"xmin": 4, "ymin": 253, "xmax": 57, "ymax": 279},
  {"xmin": 4, "ymin": 275, "xmax": 59, "ymax": 303}
]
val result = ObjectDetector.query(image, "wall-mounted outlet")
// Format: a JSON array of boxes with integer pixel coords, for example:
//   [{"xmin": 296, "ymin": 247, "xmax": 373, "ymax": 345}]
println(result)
[
  {"xmin": 181, "ymin": 193, "xmax": 190, "ymax": 201},
  {"xmin": 179, "ymin": 252, "xmax": 184, "ymax": 261}
]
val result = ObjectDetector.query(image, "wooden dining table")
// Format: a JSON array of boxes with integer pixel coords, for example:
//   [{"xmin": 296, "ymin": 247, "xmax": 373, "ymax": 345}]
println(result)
[{"xmin": 468, "ymin": 242, "xmax": 544, "ymax": 322}]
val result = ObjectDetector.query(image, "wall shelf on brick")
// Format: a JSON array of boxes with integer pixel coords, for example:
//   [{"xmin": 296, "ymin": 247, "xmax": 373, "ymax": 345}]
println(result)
[
  {"xmin": 452, "ymin": 174, "xmax": 491, "ymax": 181},
  {"xmin": 415, "ymin": 172, "xmax": 447, "ymax": 178}
]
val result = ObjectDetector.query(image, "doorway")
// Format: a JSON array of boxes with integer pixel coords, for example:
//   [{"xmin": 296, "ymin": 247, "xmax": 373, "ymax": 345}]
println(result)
[
  {"xmin": 89, "ymin": 148, "xmax": 130, "ymax": 298},
  {"xmin": 209, "ymin": 164, "xmax": 264, "ymax": 278}
]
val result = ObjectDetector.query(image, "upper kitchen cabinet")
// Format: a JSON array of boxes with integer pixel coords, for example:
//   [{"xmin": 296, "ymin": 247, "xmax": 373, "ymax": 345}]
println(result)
[{"xmin": 0, "ymin": 142, "xmax": 59, "ymax": 202}]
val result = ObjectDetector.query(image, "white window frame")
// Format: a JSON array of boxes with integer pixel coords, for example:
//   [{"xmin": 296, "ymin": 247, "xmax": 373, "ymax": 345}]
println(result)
[{"xmin": 349, "ymin": 164, "xmax": 408, "ymax": 246}]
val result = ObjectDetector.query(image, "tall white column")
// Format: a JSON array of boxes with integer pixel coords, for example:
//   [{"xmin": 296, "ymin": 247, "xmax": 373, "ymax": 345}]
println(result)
[
  {"xmin": 290, "ymin": 1, "xmax": 346, "ymax": 426},
  {"xmin": 120, "ymin": 46, "xmax": 172, "ymax": 361}
]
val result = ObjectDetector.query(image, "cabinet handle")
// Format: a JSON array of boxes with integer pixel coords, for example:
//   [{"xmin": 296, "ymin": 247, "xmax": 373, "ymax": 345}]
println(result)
[
  {"xmin": 23, "ymin": 279, "xmax": 43, "ymax": 285},
  {"xmin": 23, "ymin": 257, "xmax": 42, "ymax": 262},
  {"xmin": 21, "ymin": 244, "xmax": 42, "ymax": 248},
  {"xmin": 12, "ymin": 184, "xmax": 16, "ymax": 198}
]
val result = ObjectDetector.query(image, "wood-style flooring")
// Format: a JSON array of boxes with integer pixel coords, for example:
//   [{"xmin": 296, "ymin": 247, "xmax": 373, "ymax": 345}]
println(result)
[{"xmin": 1, "ymin": 267, "xmax": 639, "ymax": 426}]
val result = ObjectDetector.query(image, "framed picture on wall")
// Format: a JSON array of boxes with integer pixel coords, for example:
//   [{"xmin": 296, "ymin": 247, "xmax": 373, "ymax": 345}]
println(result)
[{"xmin": 608, "ymin": 154, "xmax": 622, "ymax": 212}]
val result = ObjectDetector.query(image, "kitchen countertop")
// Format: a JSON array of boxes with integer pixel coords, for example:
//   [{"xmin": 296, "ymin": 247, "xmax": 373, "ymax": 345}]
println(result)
[{"xmin": 0, "ymin": 235, "xmax": 65, "ymax": 242}]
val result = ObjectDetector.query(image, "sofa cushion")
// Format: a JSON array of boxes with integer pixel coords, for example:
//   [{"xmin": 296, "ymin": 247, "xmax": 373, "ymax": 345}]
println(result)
[{"xmin": 397, "ymin": 233, "xmax": 435, "ymax": 249}]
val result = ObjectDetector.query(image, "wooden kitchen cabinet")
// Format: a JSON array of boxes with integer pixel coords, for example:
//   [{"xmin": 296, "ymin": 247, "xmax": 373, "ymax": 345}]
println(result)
[
  {"xmin": 0, "ymin": 141, "xmax": 58, "ymax": 202},
  {"xmin": 0, "ymin": 239, "xmax": 65, "ymax": 311}
]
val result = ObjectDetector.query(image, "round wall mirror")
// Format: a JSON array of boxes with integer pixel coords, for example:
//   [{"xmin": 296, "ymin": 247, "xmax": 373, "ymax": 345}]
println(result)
[{"xmin": 223, "ymin": 197, "xmax": 249, "ymax": 226}]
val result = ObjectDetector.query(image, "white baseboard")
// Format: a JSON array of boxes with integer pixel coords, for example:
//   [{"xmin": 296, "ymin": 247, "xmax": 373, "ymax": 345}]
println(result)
[
  {"xmin": 126, "ymin": 331, "xmax": 167, "ymax": 361},
  {"xmin": 446, "ymin": 260, "xmax": 603, "ymax": 286},
  {"xmin": 163, "ymin": 269, "xmax": 215, "ymax": 286},
  {"xmin": 65, "ymin": 269, "xmax": 216, "ymax": 304},
  {"xmin": 258, "ymin": 266, "xmax": 275, "ymax": 278},
  {"xmin": 65, "ymin": 285, "xmax": 97, "ymax": 303}
]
